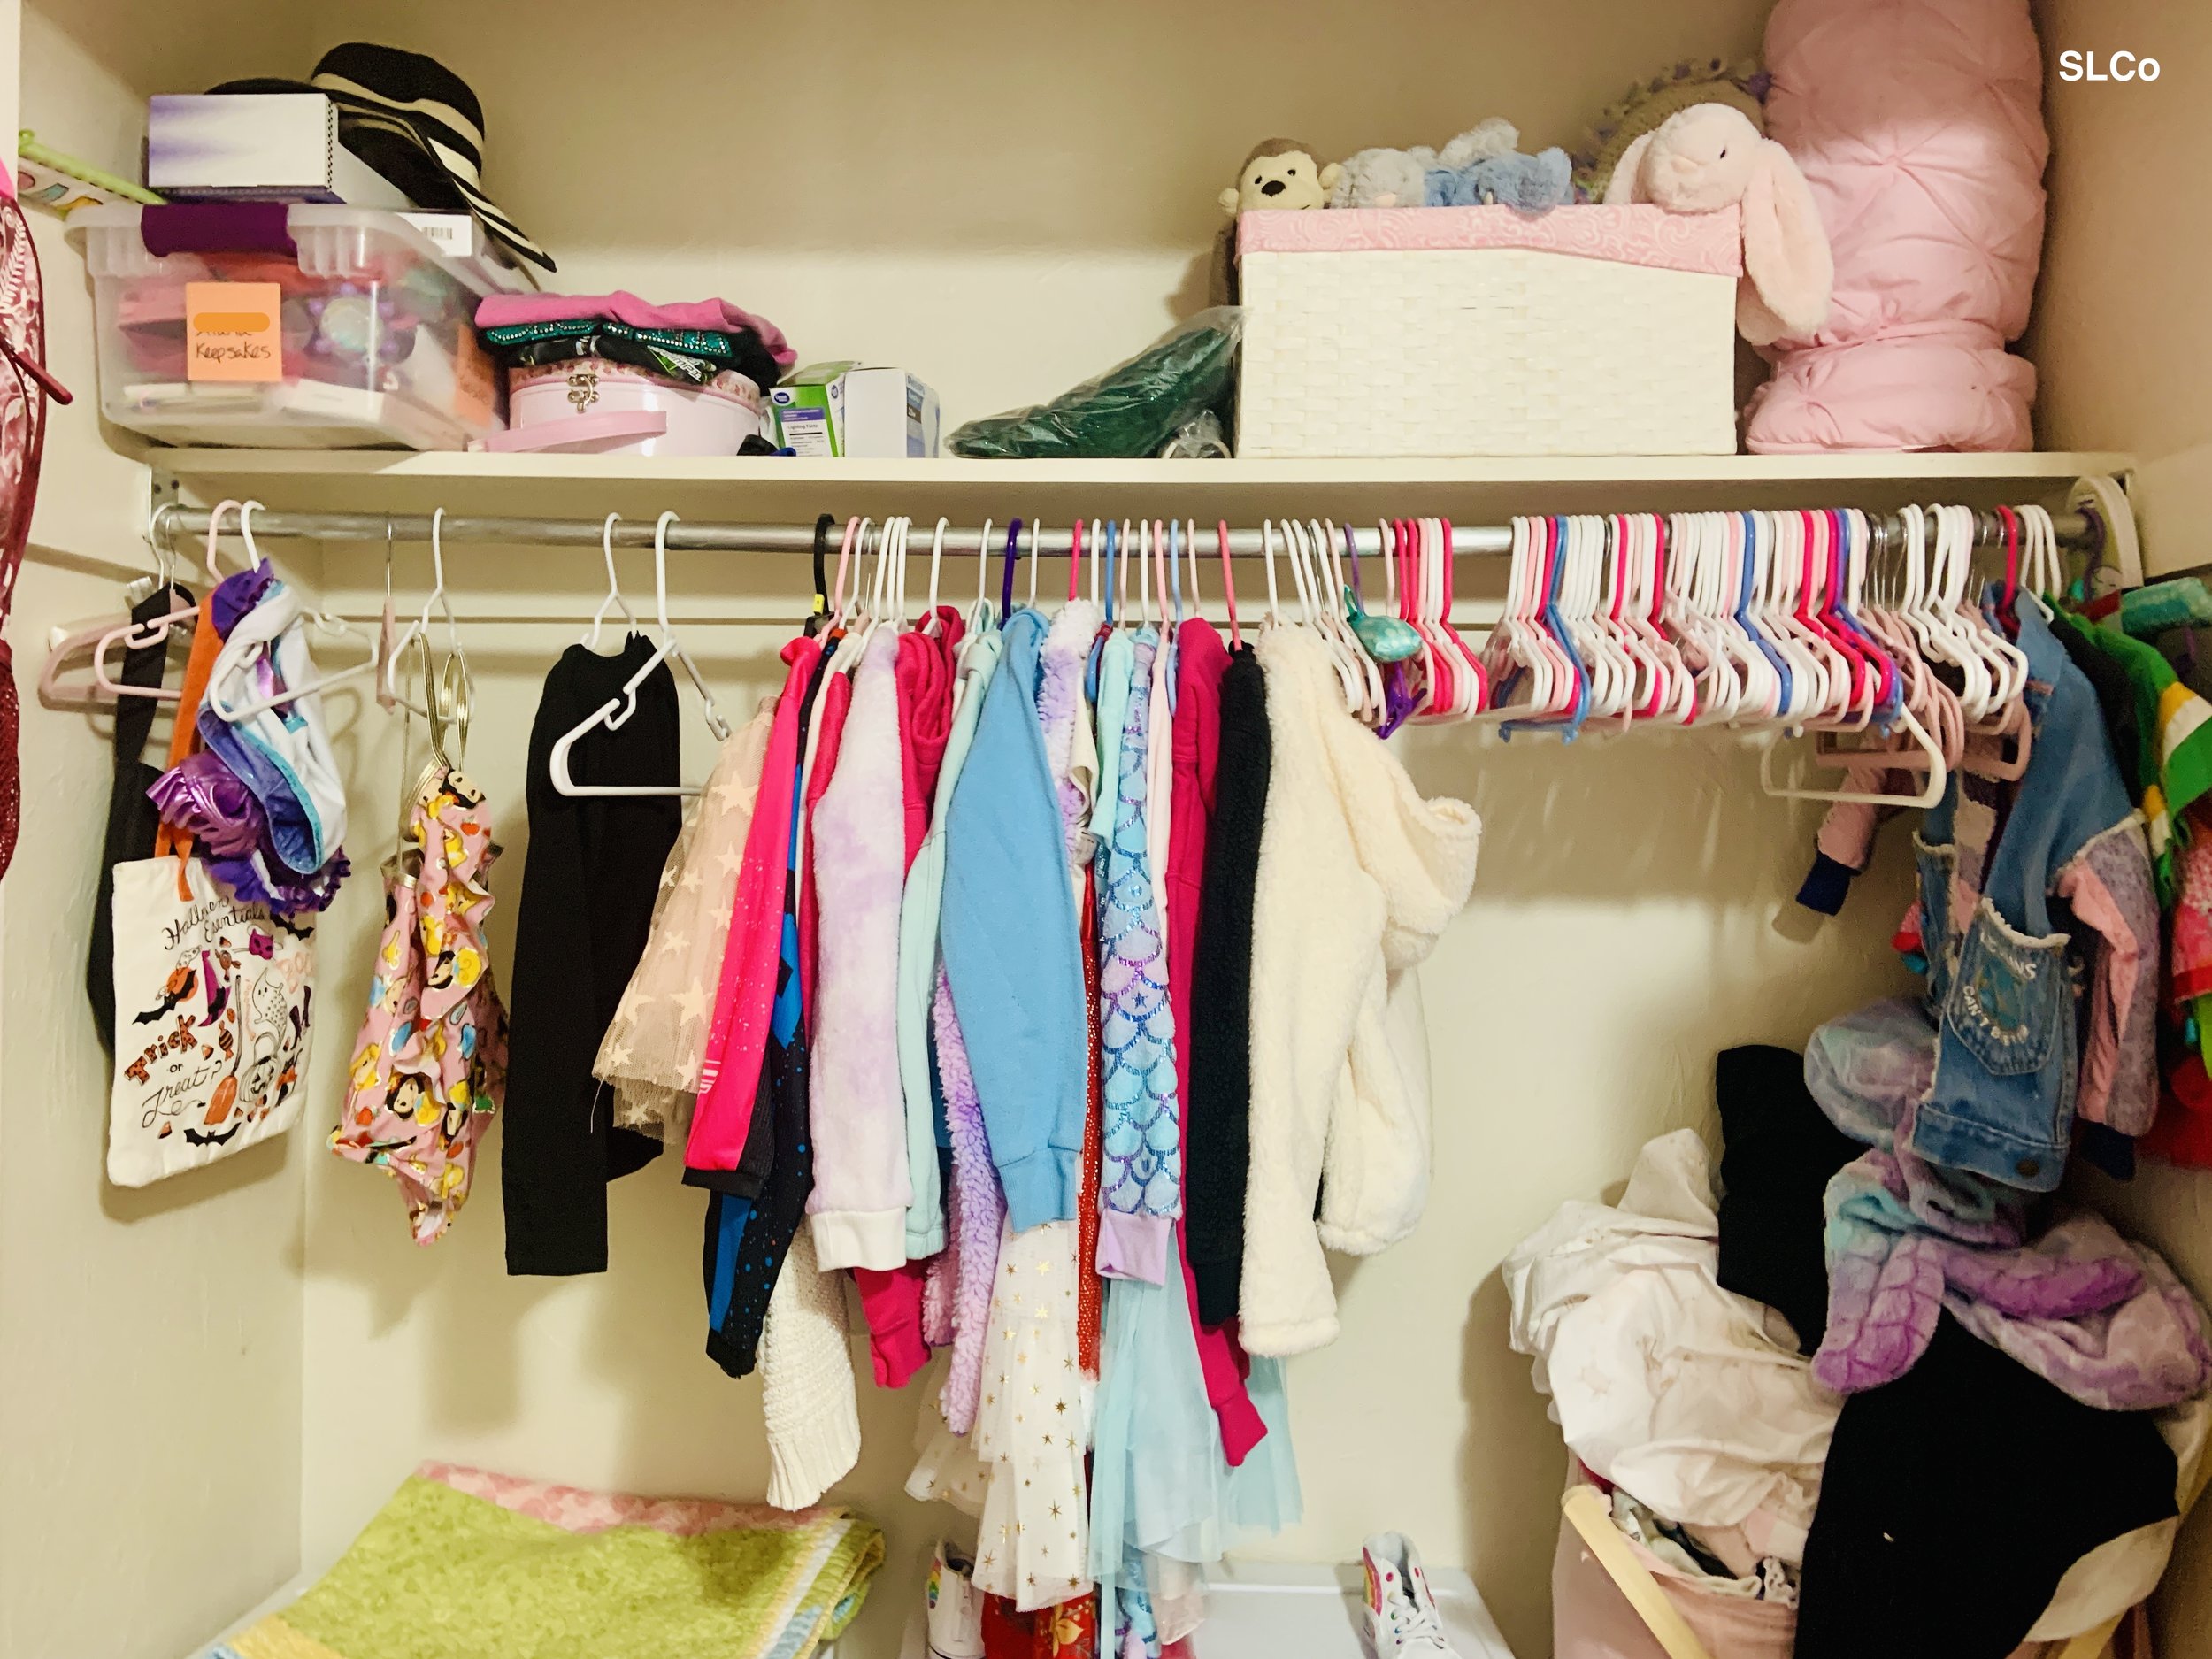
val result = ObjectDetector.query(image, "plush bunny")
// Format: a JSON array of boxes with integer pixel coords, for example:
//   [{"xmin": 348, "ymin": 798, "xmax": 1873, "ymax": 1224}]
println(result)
[
  {"xmin": 1603, "ymin": 101, "xmax": 1832, "ymax": 345},
  {"xmin": 1219, "ymin": 138, "xmax": 1341, "ymax": 216},
  {"xmin": 1330, "ymin": 119, "xmax": 1517, "ymax": 209}
]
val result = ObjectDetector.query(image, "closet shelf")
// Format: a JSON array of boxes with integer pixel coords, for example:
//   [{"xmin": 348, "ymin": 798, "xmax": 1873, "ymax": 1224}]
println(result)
[{"xmin": 145, "ymin": 448, "xmax": 2136, "ymax": 528}]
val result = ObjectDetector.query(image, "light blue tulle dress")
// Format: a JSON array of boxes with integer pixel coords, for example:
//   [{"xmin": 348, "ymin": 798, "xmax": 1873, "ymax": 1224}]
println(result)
[{"xmin": 1087, "ymin": 1237, "xmax": 1302, "ymax": 1654}]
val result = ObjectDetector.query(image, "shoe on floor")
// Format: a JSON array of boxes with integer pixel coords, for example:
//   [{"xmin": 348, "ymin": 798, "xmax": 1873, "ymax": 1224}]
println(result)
[
  {"xmin": 927, "ymin": 1540, "xmax": 986, "ymax": 1659},
  {"xmin": 1363, "ymin": 1532, "xmax": 1458, "ymax": 1659}
]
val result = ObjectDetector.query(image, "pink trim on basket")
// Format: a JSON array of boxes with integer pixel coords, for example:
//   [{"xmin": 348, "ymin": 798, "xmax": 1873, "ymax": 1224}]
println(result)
[{"xmin": 1237, "ymin": 204, "xmax": 1741, "ymax": 276}]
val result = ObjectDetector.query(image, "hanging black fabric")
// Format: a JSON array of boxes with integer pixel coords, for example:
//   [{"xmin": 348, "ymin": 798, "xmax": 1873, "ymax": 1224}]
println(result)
[
  {"xmin": 503, "ymin": 635, "xmax": 681, "ymax": 1276},
  {"xmin": 699, "ymin": 641, "xmax": 833, "ymax": 1376},
  {"xmin": 86, "ymin": 583, "xmax": 195, "ymax": 1055},
  {"xmin": 1186, "ymin": 644, "xmax": 1269, "ymax": 1327},
  {"xmin": 1711, "ymin": 1044, "xmax": 1860, "ymax": 1351}
]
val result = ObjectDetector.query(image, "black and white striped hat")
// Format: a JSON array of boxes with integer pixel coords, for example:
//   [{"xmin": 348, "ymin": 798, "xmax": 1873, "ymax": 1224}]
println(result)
[{"xmin": 213, "ymin": 42, "xmax": 553, "ymax": 272}]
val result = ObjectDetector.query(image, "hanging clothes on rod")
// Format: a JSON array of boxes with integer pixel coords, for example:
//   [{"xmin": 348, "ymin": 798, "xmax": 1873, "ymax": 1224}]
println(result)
[
  {"xmin": 104, "ymin": 479, "xmax": 2138, "ymax": 1659},
  {"xmin": 501, "ymin": 511, "xmax": 691, "ymax": 1278},
  {"xmin": 331, "ymin": 632, "xmax": 509, "ymax": 1245}
]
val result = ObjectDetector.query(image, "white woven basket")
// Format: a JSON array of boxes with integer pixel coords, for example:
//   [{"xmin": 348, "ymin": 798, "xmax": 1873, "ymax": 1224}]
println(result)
[{"xmin": 1236, "ymin": 204, "xmax": 1742, "ymax": 458}]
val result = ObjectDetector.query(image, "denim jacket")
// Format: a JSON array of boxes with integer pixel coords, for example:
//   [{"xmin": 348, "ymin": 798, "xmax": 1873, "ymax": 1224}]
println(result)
[{"xmin": 1909, "ymin": 599, "xmax": 2154, "ymax": 1191}]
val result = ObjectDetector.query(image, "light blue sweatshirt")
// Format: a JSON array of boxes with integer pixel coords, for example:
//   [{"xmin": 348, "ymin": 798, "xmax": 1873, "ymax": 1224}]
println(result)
[{"xmin": 940, "ymin": 608, "xmax": 1088, "ymax": 1232}]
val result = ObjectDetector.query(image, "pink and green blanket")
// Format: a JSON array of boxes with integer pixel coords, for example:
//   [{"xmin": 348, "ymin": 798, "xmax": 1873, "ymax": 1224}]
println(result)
[{"xmin": 213, "ymin": 1463, "xmax": 882, "ymax": 1659}]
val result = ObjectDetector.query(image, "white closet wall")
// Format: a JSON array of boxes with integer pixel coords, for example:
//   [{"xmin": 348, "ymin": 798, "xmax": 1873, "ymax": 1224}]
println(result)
[
  {"xmin": 2037, "ymin": 3, "xmax": 2212, "ymax": 1647},
  {"xmin": 13, "ymin": 4, "xmax": 2203, "ymax": 1659},
  {"xmin": 3, "ymin": 10, "xmax": 322, "ymax": 1659}
]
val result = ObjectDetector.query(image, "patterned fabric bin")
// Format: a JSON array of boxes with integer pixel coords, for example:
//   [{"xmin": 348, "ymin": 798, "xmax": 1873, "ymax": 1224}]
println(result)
[{"xmin": 1235, "ymin": 204, "xmax": 1741, "ymax": 458}]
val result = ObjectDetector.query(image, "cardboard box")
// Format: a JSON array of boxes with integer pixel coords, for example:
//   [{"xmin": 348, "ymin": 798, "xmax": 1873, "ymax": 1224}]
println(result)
[
  {"xmin": 769, "ymin": 364, "xmax": 940, "ymax": 458},
  {"xmin": 146, "ymin": 94, "xmax": 411, "ymax": 208}
]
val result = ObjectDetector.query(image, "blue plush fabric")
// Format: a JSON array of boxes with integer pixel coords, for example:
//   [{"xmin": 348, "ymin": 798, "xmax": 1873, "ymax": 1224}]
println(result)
[{"xmin": 1425, "ymin": 146, "xmax": 1574, "ymax": 211}]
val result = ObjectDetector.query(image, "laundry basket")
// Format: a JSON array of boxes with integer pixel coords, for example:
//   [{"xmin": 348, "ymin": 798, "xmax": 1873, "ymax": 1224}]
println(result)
[
  {"xmin": 1554, "ymin": 1484, "xmax": 2152, "ymax": 1659},
  {"xmin": 1234, "ymin": 204, "xmax": 1741, "ymax": 458}
]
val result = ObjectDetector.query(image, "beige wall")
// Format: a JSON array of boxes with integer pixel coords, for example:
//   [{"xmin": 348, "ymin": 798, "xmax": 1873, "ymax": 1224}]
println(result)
[
  {"xmin": 0, "ymin": 11, "xmax": 311, "ymax": 1659},
  {"xmin": 2037, "ymin": 5, "xmax": 2212, "ymax": 1648},
  {"xmin": 2032, "ymin": 0, "xmax": 2212, "ymax": 576},
  {"xmin": 20, "ymin": 2, "xmax": 2210, "ymax": 1657}
]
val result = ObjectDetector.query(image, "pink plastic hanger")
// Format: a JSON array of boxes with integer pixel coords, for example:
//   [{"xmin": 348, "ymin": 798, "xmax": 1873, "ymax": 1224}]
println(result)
[
  {"xmin": 1217, "ymin": 519, "xmax": 1241, "ymax": 649},
  {"xmin": 65, "ymin": 497, "xmax": 249, "ymax": 703}
]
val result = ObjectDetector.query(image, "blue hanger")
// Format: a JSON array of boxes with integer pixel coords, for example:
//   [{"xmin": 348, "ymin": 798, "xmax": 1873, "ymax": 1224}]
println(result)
[
  {"xmin": 1737, "ymin": 510, "xmax": 1793, "ymax": 714},
  {"xmin": 999, "ymin": 518, "xmax": 1023, "ymax": 618},
  {"xmin": 1087, "ymin": 518, "xmax": 1118, "ymax": 701},
  {"xmin": 1166, "ymin": 518, "xmax": 1183, "ymax": 714},
  {"xmin": 1505, "ymin": 515, "xmax": 1587, "ymax": 741}
]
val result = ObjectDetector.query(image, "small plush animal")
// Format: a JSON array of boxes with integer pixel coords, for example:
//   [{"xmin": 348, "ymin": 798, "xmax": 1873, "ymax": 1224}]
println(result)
[
  {"xmin": 1219, "ymin": 138, "xmax": 1341, "ymax": 216},
  {"xmin": 1330, "ymin": 119, "xmax": 1517, "ymax": 209},
  {"xmin": 1602, "ymin": 101, "xmax": 1832, "ymax": 344},
  {"xmin": 1426, "ymin": 146, "xmax": 1574, "ymax": 211}
]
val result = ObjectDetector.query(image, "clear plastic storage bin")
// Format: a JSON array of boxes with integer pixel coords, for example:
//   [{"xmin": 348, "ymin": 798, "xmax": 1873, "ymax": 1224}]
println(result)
[{"xmin": 70, "ymin": 204, "xmax": 506, "ymax": 449}]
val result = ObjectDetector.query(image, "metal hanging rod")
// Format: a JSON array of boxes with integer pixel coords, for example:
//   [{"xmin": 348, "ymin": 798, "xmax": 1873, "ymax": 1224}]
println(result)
[{"xmin": 150, "ymin": 504, "xmax": 2098, "ymax": 561}]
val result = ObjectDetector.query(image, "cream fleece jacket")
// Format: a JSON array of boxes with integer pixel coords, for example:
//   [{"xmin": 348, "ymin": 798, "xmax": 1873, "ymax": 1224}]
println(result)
[
  {"xmin": 807, "ymin": 634, "xmax": 914, "ymax": 1269},
  {"xmin": 1240, "ymin": 627, "xmax": 1481, "ymax": 1358}
]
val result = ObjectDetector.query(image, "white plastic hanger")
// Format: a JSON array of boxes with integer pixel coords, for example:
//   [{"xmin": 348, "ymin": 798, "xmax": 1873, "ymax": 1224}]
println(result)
[
  {"xmin": 583, "ymin": 512, "xmax": 641, "ymax": 651},
  {"xmin": 1471, "ymin": 517, "xmax": 1554, "ymax": 726},
  {"xmin": 205, "ymin": 500, "xmax": 388, "ymax": 723},
  {"xmin": 2017, "ymin": 504, "xmax": 2061, "ymax": 616},
  {"xmin": 381, "ymin": 507, "xmax": 466, "ymax": 720},
  {"xmin": 1761, "ymin": 699, "xmax": 1948, "ymax": 806},
  {"xmin": 1666, "ymin": 514, "xmax": 1736, "ymax": 726},
  {"xmin": 972, "ymin": 517, "xmax": 996, "ymax": 630},
  {"xmin": 831, "ymin": 516, "xmax": 888, "ymax": 674},
  {"xmin": 923, "ymin": 516, "xmax": 949, "ymax": 634},
  {"xmin": 1317, "ymin": 518, "xmax": 1386, "ymax": 723},
  {"xmin": 1761, "ymin": 506, "xmax": 1947, "ymax": 806},
  {"xmin": 549, "ymin": 510, "xmax": 731, "ymax": 797},
  {"xmin": 205, "ymin": 613, "xmax": 384, "ymax": 723},
  {"xmin": 58, "ymin": 500, "xmax": 227, "ymax": 705}
]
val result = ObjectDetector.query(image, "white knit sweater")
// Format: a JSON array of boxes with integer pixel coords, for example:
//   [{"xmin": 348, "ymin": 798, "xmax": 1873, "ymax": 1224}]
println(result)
[
  {"xmin": 760, "ymin": 1222, "xmax": 862, "ymax": 1509},
  {"xmin": 1239, "ymin": 627, "xmax": 1481, "ymax": 1358}
]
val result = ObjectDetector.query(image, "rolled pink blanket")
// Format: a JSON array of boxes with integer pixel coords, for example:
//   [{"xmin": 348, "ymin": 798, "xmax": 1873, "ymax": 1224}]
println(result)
[{"xmin": 1746, "ymin": 0, "xmax": 2046, "ymax": 452}]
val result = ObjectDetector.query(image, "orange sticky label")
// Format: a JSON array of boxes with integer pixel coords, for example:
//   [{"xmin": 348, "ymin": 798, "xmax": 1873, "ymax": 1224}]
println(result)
[{"xmin": 185, "ymin": 281, "xmax": 282, "ymax": 382}]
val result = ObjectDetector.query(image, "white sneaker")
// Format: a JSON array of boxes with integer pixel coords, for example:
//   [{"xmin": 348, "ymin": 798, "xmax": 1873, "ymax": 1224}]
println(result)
[
  {"xmin": 1363, "ymin": 1532, "xmax": 1457, "ymax": 1659},
  {"xmin": 926, "ymin": 1540, "xmax": 986, "ymax": 1659}
]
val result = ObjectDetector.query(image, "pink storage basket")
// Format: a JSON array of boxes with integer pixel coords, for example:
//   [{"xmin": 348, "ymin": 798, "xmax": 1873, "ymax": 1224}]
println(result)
[
  {"xmin": 485, "ymin": 357, "xmax": 765, "ymax": 457},
  {"xmin": 1554, "ymin": 1481, "xmax": 2147, "ymax": 1659}
]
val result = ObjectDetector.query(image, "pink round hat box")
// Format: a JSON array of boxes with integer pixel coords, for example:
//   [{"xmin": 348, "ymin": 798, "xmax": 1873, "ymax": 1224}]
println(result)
[{"xmin": 481, "ymin": 358, "xmax": 766, "ymax": 457}]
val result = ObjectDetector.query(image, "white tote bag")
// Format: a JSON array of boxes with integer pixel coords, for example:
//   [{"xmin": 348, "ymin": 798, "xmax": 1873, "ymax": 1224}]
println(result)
[
  {"xmin": 105, "ymin": 850, "xmax": 316, "ymax": 1186},
  {"xmin": 105, "ymin": 595, "xmax": 318, "ymax": 1187}
]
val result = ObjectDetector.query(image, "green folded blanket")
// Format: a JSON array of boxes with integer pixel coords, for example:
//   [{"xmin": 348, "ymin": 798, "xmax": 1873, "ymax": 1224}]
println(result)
[{"xmin": 216, "ymin": 1474, "xmax": 882, "ymax": 1659}]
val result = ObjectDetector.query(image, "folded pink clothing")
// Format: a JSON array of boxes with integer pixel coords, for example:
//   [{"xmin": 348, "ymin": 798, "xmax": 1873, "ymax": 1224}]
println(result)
[{"xmin": 475, "ymin": 289, "xmax": 795, "ymax": 370}]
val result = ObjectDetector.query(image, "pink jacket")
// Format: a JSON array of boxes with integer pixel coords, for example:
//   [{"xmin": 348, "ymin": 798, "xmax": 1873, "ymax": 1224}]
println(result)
[
  {"xmin": 1746, "ymin": 0, "xmax": 2046, "ymax": 453},
  {"xmin": 686, "ymin": 637, "xmax": 818, "ymax": 1177},
  {"xmin": 1168, "ymin": 618, "xmax": 1268, "ymax": 1465}
]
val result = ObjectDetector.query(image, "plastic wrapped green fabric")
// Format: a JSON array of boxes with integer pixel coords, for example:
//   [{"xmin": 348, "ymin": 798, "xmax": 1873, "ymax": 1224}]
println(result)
[{"xmin": 949, "ymin": 308, "xmax": 1240, "ymax": 459}]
